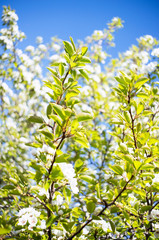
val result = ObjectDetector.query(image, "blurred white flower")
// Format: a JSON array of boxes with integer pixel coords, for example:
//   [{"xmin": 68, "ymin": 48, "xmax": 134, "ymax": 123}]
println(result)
[
  {"xmin": 58, "ymin": 163, "xmax": 79, "ymax": 194},
  {"xmin": 52, "ymin": 43, "xmax": 61, "ymax": 51},
  {"xmin": 37, "ymin": 220, "xmax": 46, "ymax": 229},
  {"xmin": 38, "ymin": 44, "xmax": 47, "ymax": 52},
  {"xmin": 39, "ymin": 188, "xmax": 49, "ymax": 198},
  {"xmin": 25, "ymin": 45, "xmax": 35, "ymax": 52},
  {"xmin": 36, "ymin": 36, "xmax": 43, "ymax": 44},
  {"xmin": 17, "ymin": 207, "xmax": 40, "ymax": 230},
  {"xmin": 93, "ymin": 220, "xmax": 110, "ymax": 232},
  {"xmin": 151, "ymin": 48, "xmax": 159, "ymax": 57}
]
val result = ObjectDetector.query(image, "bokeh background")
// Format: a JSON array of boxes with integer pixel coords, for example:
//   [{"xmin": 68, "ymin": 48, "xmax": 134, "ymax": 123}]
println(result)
[{"xmin": 1, "ymin": 0, "xmax": 159, "ymax": 57}]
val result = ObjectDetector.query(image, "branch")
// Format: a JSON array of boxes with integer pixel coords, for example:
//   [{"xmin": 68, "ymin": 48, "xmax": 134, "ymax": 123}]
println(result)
[
  {"xmin": 108, "ymin": 175, "xmax": 134, "ymax": 206},
  {"xmin": 67, "ymin": 175, "xmax": 134, "ymax": 240},
  {"xmin": 48, "ymin": 131, "xmax": 66, "ymax": 176},
  {"xmin": 150, "ymin": 201, "xmax": 159, "ymax": 211},
  {"xmin": 26, "ymin": 192, "xmax": 51, "ymax": 212},
  {"xmin": 128, "ymin": 89, "xmax": 137, "ymax": 149}
]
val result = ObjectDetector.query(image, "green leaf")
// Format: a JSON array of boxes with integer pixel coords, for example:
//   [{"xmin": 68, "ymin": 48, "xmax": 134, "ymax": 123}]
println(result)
[
  {"xmin": 95, "ymin": 183, "xmax": 100, "ymax": 199},
  {"xmin": 59, "ymin": 63, "xmax": 65, "ymax": 76},
  {"xmin": 119, "ymin": 143, "xmax": 127, "ymax": 152},
  {"xmin": 46, "ymin": 215, "xmax": 55, "ymax": 228},
  {"xmin": 74, "ymin": 134, "xmax": 89, "ymax": 148},
  {"xmin": 79, "ymin": 69, "xmax": 89, "ymax": 81},
  {"xmin": 122, "ymin": 155, "xmax": 134, "ymax": 165},
  {"xmin": 79, "ymin": 175, "xmax": 95, "ymax": 184},
  {"xmin": 56, "ymin": 153, "xmax": 70, "ymax": 163},
  {"xmin": 135, "ymin": 78, "xmax": 148, "ymax": 89},
  {"xmin": 86, "ymin": 201, "xmax": 95, "ymax": 213},
  {"xmin": 75, "ymin": 159, "xmax": 83, "ymax": 171},
  {"xmin": 63, "ymin": 187, "xmax": 71, "ymax": 204},
  {"xmin": 77, "ymin": 113, "xmax": 93, "ymax": 122},
  {"xmin": 134, "ymin": 161, "xmax": 142, "ymax": 170},
  {"xmin": 51, "ymin": 165, "xmax": 63, "ymax": 180},
  {"xmin": 25, "ymin": 142, "xmax": 43, "ymax": 148},
  {"xmin": 0, "ymin": 227, "xmax": 12, "ymax": 235},
  {"xmin": 140, "ymin": 205, "xmax": 152, "ymax": 213},
  {"xmin": 81, "ymin": 46, "xmax": 88, "ymax": 56},
  {"xmin": 51, "ymin": 103, "xmax": 66, "ymax": 120},
  {"xmin": 109, "ymin": 165, "xmax": 123, "ymax": 175},
  {"xmin": 123, "ymin": 111, "xmax": 131, "ymax": 123},
  {"xmin": 115, "ymin": 76, "xmax": 127, "ymax": 86},
  {"xmin": 78, "ymin": 56, "xmax": 91, "ymax": 63},
  {"xmin": 47, "ymin": 67, "xmax": 57, "ymax": 75},
  {"xmin": 46, "ymin": 104, "xmax": 52, "ymax": 118},
  {"xmin": 64, "ymin": 108, "xmax": 73, "ymax": 117},
  {"xmin": 63, "ymin": 41, "xmax": 74, "ymax": 56},
  {"xmin": 2, "ymin": 185, "xmax": 15, "ymax": 190},
  {"xmin": 109, "ymin": 220, "xmax": 115, "ymax": 233},
  {"xmin": 137, "ymin": 123, "xmax": 142, "ymax": 133},
  {"xmin": 137, "ymin": 103, "xmax": 144, "ymax": 115},
  {"xmin": 40, "ymin": 130, "xmax": 54, "ymax": 140},
  {"xmin": 50, "ymin": 114, "xmax": 62, "ymax": 126},
  {"xmin": 69, "ymin": 36, "xmax": 76, "ymax": 51},
  {"xmin": 28, "ymin": 116, "xmax": 44, "ymax": 124}
]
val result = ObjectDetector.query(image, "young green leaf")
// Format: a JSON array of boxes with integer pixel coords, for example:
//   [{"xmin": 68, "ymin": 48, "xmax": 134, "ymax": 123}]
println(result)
[
  {"xmin": 77, "ymin": 113, "xmax": 93, "ymax": 122},
  {"xmin": 51, "ymin": 103, "xmax": 66, "ymax": 120},
  {"xmin": 28, "ymin": 116, "xmax": 44, "ymax": 124},
  {"xmin": 79, "ymin": 69, "xmax": 89, "ymax": 81},
  {"xmin": 63, "ymin": 41, "xmax": 74, "ymax": 56},
  {"xmin": 59, "ymin": 63, "xmax": 65, "ymax": 76}
]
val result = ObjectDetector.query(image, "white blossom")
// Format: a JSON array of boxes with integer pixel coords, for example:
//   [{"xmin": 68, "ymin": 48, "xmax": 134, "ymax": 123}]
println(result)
[
  {"xmin": 53, "ymin": 194, "xmax": 64, "ymax": 206},
  {"xmin": 58, "ymin": 163, "xmax": 79, "ymax": 194},
  {"xmin": 93, "ymin": 220, "xmax": 110, "ymax": 232},
  {"xmin": 37, "ymin": 220, "xmax": 46, "ymax": 229},
  {"xmin": 38, "ymin": 44, "xmax": 47, "ymax": 51},
  {"xmin": 36, "ymin": 36, "xmax": 43, "ymax": 44},
  {"xmin": 39, "ymin": 188, "xmax": 49, "ymax": 198},
  {"xmin": 52, "ymin": 43, "xmax": 61, "ymax": 51},
  {"xmin": 17, "ymin": 207, "xmax": 40, "ymax": 230},
  {"xmin": 6, "ymin": 117, "xmax": 16, "ymax": 129},
  {"xmin": 18, "ymin": 214, "xmax": 28, "ymax": 226},
  {"xmin": 151, "ymin": 48, "xmax": 159, "ymax": 57},
  {"xmin": 25, "ymin": 45, "xmax": 35, "ymax": 52}
]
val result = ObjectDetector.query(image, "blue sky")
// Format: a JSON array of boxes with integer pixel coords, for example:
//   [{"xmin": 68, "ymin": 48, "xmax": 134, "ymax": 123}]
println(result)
[{"xmin": 1, "ymin": 0, "xmax": 159, "ymax": 57}]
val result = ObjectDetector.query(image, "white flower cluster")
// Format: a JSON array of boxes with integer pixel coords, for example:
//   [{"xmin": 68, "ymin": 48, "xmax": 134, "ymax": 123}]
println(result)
[
  {"xmin": 53, "ymin": 194, "xmax": 64, "ymax": 206},
  {"xmin": 147, "ymin": 209, "xmax": 159, "ymax": 221},
  {"xmin": 128, "ymin": 193, "xmax": 137, "ymax": 206},
  {"xmin": 138, "ymin": 35, "xmax": 154, "ymax": 46},
  {"xmin": 93, "ymin": 220, "xmax": 111, "ymax": 232},
  {"xmin": 151, "ymin": 48, "xmax": 159, "ymax": 58},
  {"xmin": 2, "ymin": 9, "xmax": 18, "ymax": 23},
  {"xmin": 17, "ymin": 207, "xmax": 46, "ymax": 231},
  {"xmin": 58, "ymin": 163, "xmax": 79, "ymax": 194},
  {"xmin": 39, "ymin": 188, "xmax": 49, "ymax": 198}
]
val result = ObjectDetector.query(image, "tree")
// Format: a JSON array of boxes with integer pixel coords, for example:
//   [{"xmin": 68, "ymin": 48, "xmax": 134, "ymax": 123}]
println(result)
[{"xmin": 0, "ymin": 6, "xmax": 159, "ymax": 240}]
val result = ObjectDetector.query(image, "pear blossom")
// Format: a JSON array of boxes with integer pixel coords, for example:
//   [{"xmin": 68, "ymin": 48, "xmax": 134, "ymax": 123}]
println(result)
[
  {"xmin": 93, "ymin": 220, "xmax": 111, "ymax": 232},
  {"xmin": 36, "ymin": 36, "xmax": 43, "ymax": 44},
  {"xmin": 39, "ymin": 188, "xmax": 49, "ymax": 198},
  {"xmin": 58, "ymin": 163, "xmax": 79, "ymax": 194},
  {"xmin": 25, "ymin": 45, "xmax": 35, "ymax": 52},
  {"xmin": 17, "ymin": 207, "xmax": 40, "ymax": 230},
  {"xmin": 151, "ymin": 48, "xmax": 159, "ymax": 57}
]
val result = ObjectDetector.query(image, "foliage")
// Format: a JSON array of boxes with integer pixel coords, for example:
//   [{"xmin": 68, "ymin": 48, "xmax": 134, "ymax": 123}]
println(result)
[{"xmin": 0, "ymin": 6, "xmax": 159, "ymax": 240}]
